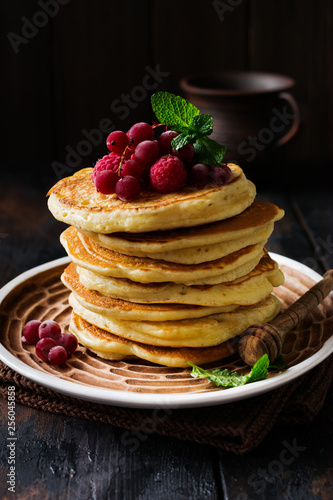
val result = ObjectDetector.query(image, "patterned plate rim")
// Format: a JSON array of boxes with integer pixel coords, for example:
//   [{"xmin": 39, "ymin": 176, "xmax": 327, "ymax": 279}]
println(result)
[{"xmin": 0, "ymin": 254, "xmax": 332, "ymax": 409}]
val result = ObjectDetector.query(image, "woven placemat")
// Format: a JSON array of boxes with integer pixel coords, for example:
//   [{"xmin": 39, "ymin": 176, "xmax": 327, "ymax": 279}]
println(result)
[{"xmin": 0, "ymin": 356, "xmax": 332, "ymax": 454}]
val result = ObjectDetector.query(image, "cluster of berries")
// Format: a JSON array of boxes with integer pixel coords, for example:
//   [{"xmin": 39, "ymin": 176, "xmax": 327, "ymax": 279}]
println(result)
[
  {"xmin": 22, "ymin": 319, "xmax": 78, "ymax": 365},
  {"xmin": 92, "ymin": 122, "xmax": 232, "ymax": 201}
]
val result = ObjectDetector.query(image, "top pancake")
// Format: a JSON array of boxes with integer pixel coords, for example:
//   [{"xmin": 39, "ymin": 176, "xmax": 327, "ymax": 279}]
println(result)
[{"xmin": 47, "ymin": 164, "xmax": 256, "ymax": 233}]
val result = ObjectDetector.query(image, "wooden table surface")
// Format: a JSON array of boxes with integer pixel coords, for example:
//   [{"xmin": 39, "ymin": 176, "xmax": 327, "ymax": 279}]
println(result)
[{"xmin": 0, "ymin": 170, "xmax": 332, "ymax": 500}]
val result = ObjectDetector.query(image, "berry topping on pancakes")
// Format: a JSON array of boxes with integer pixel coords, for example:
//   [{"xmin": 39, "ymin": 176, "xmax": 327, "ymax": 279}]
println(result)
[{"xmin": 89, "ymin": 92, "xmax": 229, "ymax": 201}]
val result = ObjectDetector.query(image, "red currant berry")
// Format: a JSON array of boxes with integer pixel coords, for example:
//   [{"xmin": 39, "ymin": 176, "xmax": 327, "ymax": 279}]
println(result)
[
  {"xmin": 158, "ymin": 130, "xmax": 178, "ymax": 155},
  {"xmin": 134, "ymin": 140, "xmax": 159, "ymax": 167},
  {"xmin": 121, "ymin": 159, "xmax": 146, "ymax": 180},
  {"xmin": 127, "ymin": 122, "xmax": 154, "ymax": 146},
  {"xmin": 190, "ymin": 163, "xmax": 210, "ymax": 187},
  {"xmin": 48, "ymin": 346, "xmax": 68, "ymax": 366},
  {"xmin": 36, "ymin": 338, "xmax": 58, "ymax": 362},
  {"xmin": 116, "ymin": 176, "xmax": 141, "ymax": 201},
  {"xmin": 58, "ymin": 332, "xmax": 78, "ymax": 355},
  {"xmin": 23, "ymin": 320, "xmax": 41, "ymax": 344},
  {"xmin": 38, "ymin": 320, "xmax": 61, "ymax": 342},
  {"xmin": 106, "ymin": 131, "xmax": 129, "ymax": 154},
  {"xmin": 94, "ymin": 170, "xmax": 119, "ymax": 194},
  {"xmin": 211, "ymin": 164, "xmax": 232, "ymax": 185},
  {"xmin": 172, "ymin": 143, "xmax": 195, "ymax": 163}
]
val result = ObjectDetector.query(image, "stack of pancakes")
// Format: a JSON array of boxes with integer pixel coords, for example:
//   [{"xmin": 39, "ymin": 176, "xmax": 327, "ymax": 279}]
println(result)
[{"xmin": 48, "ymin": 163, "xmax": 285, "ymax": 367}]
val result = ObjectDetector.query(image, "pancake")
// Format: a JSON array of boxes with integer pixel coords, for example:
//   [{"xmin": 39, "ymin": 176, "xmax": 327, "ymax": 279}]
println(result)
[
  {"xmin": 76, "ymin": 253, "xmax": 284, "ymax": 306},
  {"xmin": 47, "ymin": 164, "xmax": 256, "ymax": 233},
  {"xmin": 61, "ymin": 263, "xmax": 238, "ymax": 321},
  {"xmin": 61, "ymin": 226, "xmax": 266, "ymax": 285},
  {"xmin": 70, "ymin": 312, "xmax": 239, "ymax": 367},
  {"xmin": 69, "ymin": 292, "xmax": 281, "ymax": 348},
  {"xmin": 81, "ymin": 201, "xmax": 284, "ymax": 264}
]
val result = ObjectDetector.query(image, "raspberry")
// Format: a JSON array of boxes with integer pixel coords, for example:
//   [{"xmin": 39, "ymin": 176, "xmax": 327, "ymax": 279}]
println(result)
[
  {"xmin": 91, "ymin": 152, "xmax": 122, "ymax": 180},
  {"xmin": 150, "ymin": 155, "xmax": 187, "ymax": 193},
  {"xmin": 91, "ymin": 149, "xmax": 132, "ymax": 180}
]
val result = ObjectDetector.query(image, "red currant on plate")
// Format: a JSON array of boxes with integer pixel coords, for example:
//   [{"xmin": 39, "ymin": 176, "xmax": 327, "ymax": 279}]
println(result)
[
  {"xmin": 58, "ymin": 332, "xmax": 78, "ymax": 355},
  {"xmin": 48, "ymin": 346, "xmax": 68, "ymax": 366},
  {"xmin": 36, "ymin": 338, "xmax": 58, "ymax": 362},
  {"xmin": 38, "ymin": 320, "xmax": 61, "ymax": 342},
  {"xmin": 23, "ymin": 320, "xmax": 41, "ymax": 344}
]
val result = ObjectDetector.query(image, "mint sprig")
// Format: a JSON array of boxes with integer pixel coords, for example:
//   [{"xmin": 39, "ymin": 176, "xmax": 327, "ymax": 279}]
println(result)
[
  {"xmin": 151, "ymin": 92, "xmax": 226, "ymax": 166},
  {"xmin": 151, "ymin": 92, "xmax": 199, "ymax": 133},
  {"xmin": 194, "ymin": 137, "xmax": 226, "ymax": 166},
  {"xmin": 187, "ymin": 354, "xmax": 287, "ymax": 388}
]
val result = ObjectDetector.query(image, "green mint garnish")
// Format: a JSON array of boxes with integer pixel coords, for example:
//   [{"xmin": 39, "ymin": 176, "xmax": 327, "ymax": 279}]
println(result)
[
  {"xmin": 187, "ymin": 353, "xmax": 287, "ymax": 388},
  {"xmin": 268, "ymin": 355, "xmax": 288, "ymax": 371},
  {"xmin": 151, "ymin": 92, "xmax": 199, "ymax": 133},
  {"xmin": 151, "ymin": 91, "xmax": 226, "ymax": 166},
  {"xmin": 194, "ymin": 137, "xmax": 226, "ymax": 166}
]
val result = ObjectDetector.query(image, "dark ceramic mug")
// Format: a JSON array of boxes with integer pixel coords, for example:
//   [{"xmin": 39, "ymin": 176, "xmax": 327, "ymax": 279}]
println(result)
[{"xmin": 180, "ymin": 71, "xmax": 300, "ymax": 165}]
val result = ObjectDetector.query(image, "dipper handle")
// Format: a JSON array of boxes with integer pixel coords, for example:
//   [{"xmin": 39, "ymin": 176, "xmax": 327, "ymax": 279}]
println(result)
[{"xmin": 238, "ymin": 269, "xmax": 333, "ymax": 366}]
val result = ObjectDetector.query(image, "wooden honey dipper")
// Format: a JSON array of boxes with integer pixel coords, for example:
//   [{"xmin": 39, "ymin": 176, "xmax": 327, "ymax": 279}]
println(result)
[{"xmin": 238, "ymin": 269, "xmax": 333, "ymax": 366}]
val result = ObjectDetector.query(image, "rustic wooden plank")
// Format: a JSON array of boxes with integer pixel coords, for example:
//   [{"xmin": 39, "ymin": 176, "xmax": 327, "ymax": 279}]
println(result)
[
  {"xmin": 1, "ymin": 0, "xmax": 54, "ymax": 167},
  {"xmin": 217, "ymin": 385, "xmax": 333, "ymax": 499},
  {"xmin": 152, "ymin": 0, "xmax": 249, "ymax": 93},
  {"xmin": 290, "ymin": 190, "xmax": 333, "ymax": 273},
  {"xmin": 249, "ymin": 0, "xmax": 333, "ymax": 163},
  {"xmin": 0, "ymin": 173, "xmax": 65, "ymax": 287},
  {"xmin": 254, "ymin": 191, "xmax": 315, "ymax": 265},
  {"xmin": 51, "ymin": 0, "xmax": 153, "ymax": 173},
  {"xmin": 0, "ymin": 399, "xmax": 220, "ymax": 499}
]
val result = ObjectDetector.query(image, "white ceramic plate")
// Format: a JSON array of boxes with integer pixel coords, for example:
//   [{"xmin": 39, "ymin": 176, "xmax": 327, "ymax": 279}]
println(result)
[{"xmin": 0, "ymin": 254, "xmax": 332, "ymax": 409}]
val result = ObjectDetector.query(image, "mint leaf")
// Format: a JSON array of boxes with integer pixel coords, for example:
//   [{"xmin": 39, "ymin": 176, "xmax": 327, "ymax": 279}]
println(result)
[
  {"xmin": 268, "ymin": 355, "xmax": 288, "ymax": 371},
  {"xmin": 151, "ymin": 92, "xmax": 199, "ymax": 133},
  {"xmin": 189, "ymin": 114, "xmax": 214, "ymax": 137},
  {"xmin": 171, "ymin": 132, "xmax": 197, "ymax": 151},
  {"xmin": 170, "ymin": 115, "xmax": 214, "ymax": 151},
  {"xmin": 246, "ymin": 354, "xmax": 270, "ymax": 383},
  {"xmin": 187, "ymin": 363, "xmax": 248, "ymax": 387},
  {"xmin": 151, "ymin": 92, "xmax": 226, "ymax": 165},
  {"xmin": 187, "ymin": 354, "xmax": 270, "ymax": 388},
  {"xmin": 194, "ymin": 137, "xmax": 226, "ymax": 167}
]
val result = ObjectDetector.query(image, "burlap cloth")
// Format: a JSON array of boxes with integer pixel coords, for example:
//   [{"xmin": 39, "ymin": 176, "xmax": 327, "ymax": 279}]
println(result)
[{"xmin": 1, "ymin": 356, "xmax": 332, "ymax": 455}]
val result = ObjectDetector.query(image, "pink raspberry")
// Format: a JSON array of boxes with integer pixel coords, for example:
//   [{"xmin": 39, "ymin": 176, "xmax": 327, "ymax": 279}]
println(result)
[
  {"xmin": 150, "ymin": 155, "xmax": 187, "ymax": 193},
  {"xmin": 91, "ymin": 150, "xmax": 131, "ymax": 180},
  {"xmin": 91, "ymin": 152, "xmax": 121, "ymax": 180}
]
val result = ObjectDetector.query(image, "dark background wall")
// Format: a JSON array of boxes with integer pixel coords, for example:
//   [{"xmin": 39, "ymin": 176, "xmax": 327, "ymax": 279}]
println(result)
[{"xmin": 1, "ymin": 0, "xmax": 333, "ymax": 183}]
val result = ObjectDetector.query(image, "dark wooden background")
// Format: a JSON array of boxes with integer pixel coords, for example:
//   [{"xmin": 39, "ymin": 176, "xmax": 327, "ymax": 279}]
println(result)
[
  {"xmin": 1, "ymin": 3, "xmax": 333, "ymax": 498},
  {"xmin": 2, "ymin": 0, "xmax": 333, "ymax": 182}
]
